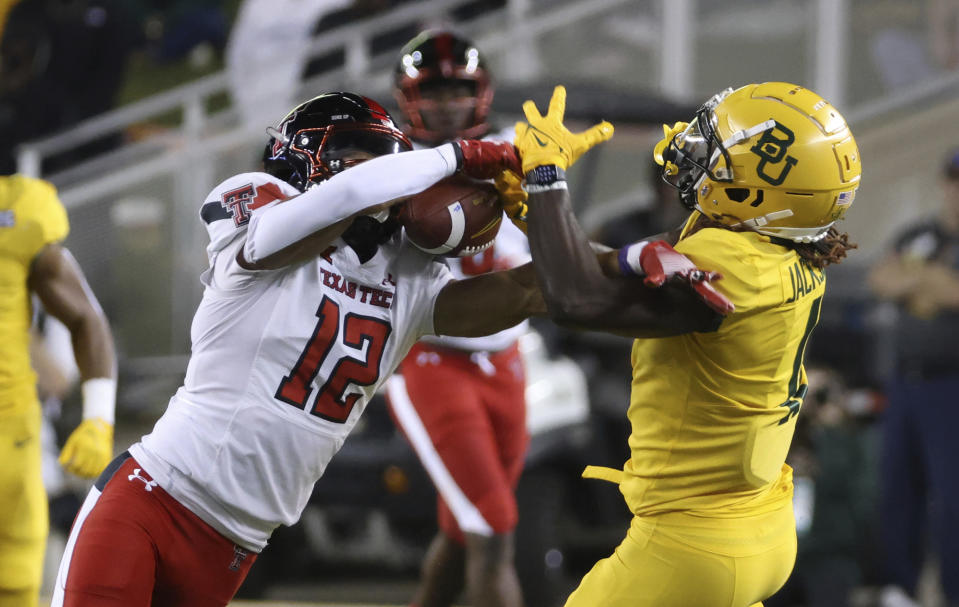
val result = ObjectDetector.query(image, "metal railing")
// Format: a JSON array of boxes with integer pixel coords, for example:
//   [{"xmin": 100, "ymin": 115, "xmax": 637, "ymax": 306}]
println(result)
[{"xmin": 17, "ymin": 0, "xmax": 869, "ymax": 191}]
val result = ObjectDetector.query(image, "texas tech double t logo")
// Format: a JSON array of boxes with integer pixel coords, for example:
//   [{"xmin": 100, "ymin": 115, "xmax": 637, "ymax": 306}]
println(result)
[{"xmin": 220, "ymin": 184, "xmax": 255, "ymax": 227}]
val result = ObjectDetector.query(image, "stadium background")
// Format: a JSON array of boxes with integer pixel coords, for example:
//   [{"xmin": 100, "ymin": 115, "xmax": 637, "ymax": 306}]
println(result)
[{"xmin": 4, "ymin": 0, "xmax": 958, "ymax": 605}]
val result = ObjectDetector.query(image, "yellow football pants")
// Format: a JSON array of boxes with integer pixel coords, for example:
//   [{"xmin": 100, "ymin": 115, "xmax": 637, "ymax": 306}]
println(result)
[
  {"xmin": 0, "ymin": 404, "xmax": 48, "ymax": 604},
  {"xmin": 564, "ymin": 505, "xmax": 796, "ymax": 607}
]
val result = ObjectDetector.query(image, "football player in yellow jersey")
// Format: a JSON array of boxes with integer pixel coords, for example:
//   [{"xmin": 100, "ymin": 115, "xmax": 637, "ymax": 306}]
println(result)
[
  {"xmin": 0, "ymin": 174, "xmax": 116, "ymax": 607},
  {"xmin": 508, "ymin": 82, "xmax": 861, "ymax": 607}
]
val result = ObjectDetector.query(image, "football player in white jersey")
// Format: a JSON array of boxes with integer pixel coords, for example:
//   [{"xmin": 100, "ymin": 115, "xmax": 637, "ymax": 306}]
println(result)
[
  {"xmin": 51, "ymin": 92, "xmax": 545, "ymax": 607},
  {"xmin": 389, "ymin": 29, "xmax": 530, "ymax": 607}
]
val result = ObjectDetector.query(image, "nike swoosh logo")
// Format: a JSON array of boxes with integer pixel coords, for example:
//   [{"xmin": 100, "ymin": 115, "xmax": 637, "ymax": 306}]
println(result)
[
  {"xmin": 529, "ymin": 126, "xmax": 565, "ymax": 154},
  {"xmin": 13, "ymin": 437, "xmax": 31, "ymax": 448}
]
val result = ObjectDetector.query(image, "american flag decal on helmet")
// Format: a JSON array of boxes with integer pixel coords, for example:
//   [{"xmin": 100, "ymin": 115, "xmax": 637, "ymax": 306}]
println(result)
[{"xmin": 837, "ymin": 189, "xmax": 855, "ymax": 206}]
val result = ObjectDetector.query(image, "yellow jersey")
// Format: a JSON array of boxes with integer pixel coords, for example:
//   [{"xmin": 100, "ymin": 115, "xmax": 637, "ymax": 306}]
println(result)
[
  {"xmin": 618, "ymin": 217, "xmax": 823, "ymax": 517},
  {"xmin": 0, "ymin": 175, "xmax": 69, "ymax": 411}
]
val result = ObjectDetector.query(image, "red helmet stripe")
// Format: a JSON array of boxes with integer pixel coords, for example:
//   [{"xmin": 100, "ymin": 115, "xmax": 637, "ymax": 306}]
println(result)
[
  {"xmin": 435, "ymin": 32, "xmax": 454, "ymax": 63},
  {"xmin": 361, "ymin": 96, "xmax": 393, "ymax": 126}
]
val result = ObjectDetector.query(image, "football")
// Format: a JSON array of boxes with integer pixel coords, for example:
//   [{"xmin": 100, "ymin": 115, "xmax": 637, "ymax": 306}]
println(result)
[{"xmin": 399, "ymin": 174, "xmax": 503, "ymax": 257}]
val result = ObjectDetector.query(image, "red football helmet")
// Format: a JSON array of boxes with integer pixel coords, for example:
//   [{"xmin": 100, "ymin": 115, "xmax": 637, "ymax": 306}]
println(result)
[{"xmin": 393, "ymin": 30, "xmax": 494, "ymax": 145}]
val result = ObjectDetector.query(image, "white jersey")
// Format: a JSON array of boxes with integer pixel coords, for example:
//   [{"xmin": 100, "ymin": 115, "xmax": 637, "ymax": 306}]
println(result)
[
  {"xmin": 423, "ymin": 219, "xmax": 530, "ymax": 352},
  {"xmin": 130, "ymin": 172, "xmax": 453, "ymax": 551}
]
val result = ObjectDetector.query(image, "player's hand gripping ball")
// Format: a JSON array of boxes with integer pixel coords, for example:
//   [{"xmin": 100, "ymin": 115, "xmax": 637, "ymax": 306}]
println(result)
[{"xmin": 400, "ymin": 174, "xmax": 503, "ymax": 257}]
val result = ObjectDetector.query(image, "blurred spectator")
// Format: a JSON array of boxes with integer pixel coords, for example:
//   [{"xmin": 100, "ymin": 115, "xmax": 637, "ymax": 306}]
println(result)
[
  {"xmin": 868, "ymin": 149, "xmax": 959, "ymax": 607},
  {"xmin": 139, "ymin": 0, "xmax": 228, "ymax": 65},
  {"xmin": 0, "ymin": 0, "xmax": 136, "ymax": 173},
  {"xmin": 766, "ymin": 365, "xmax": 882, "ymax": 607},
  {"xmin": 226, "ymin": 0, "xmax": 351, "ymax": 133}
]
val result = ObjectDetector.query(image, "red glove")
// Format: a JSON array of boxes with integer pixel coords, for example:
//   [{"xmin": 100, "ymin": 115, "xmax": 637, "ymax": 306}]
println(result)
[
  {"xmin": 453, "ymin": 140, "xmax": 521, "ymax": 180},
  {"xmin": 636, "ymin": 240, "xmax": 735, "ymax": 315}
]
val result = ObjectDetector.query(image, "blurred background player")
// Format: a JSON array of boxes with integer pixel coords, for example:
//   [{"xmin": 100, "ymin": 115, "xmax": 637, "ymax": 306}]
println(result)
[
  {"xmin": 387, "ymin": 29, "xmax": 530, "ymax": 607},
  {"xmin": 392, "ymin": 28, "xmax": 496, "ymax": 146},
  {"xmin": 0, "ymin": 173, "xmax": 116, "ymax": 607},
  {"xmin": 868, "ymin": 148, "xmax": 959, "ymax": 607},
  {"xmin": 513, "ymin": 82, "xmax": 859, "ymax": 606}
]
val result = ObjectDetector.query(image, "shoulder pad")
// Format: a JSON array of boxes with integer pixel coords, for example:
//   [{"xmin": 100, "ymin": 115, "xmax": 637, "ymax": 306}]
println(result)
[
  {"xmin": 3, "ymin": 175, "xmax": 69, "ymax": 246},
  {"xmin": 201, "ymin": 172, "xmax": 299, "ymax": 253}
]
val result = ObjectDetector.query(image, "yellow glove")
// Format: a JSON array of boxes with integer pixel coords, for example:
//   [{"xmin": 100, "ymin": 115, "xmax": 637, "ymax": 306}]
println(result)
[
  {"xmin": 495, "ymin": 170, "xmax": 528, "ymax": 234},
  {"xmin": 514, "ymin": 85, "xmax": 614, "ymax": 174},
  {"xmin": 59, "ymin": 418, "xmax": 113, "ymax": 478}
]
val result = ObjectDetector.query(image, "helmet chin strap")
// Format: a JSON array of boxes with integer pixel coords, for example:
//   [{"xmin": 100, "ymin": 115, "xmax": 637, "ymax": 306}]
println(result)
[{"xmin": 733, "ymin": 209, "xmax": 794, "ymax": 229}]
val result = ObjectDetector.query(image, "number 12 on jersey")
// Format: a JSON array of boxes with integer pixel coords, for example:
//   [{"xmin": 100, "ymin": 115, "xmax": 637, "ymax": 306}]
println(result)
[{"xmin": 275, "ymin": 296, "xmax": 392, "ymax": 423}]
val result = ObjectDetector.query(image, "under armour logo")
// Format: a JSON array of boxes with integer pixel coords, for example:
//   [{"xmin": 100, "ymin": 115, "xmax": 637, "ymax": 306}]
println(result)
[{"xmin": 128, "ymin": 468, "xmax": 158, "ymax": 491}]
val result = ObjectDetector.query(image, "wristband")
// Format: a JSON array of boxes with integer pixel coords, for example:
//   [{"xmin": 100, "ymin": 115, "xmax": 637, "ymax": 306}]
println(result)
[
  {"xmin": 525, "ymin": 165, "xmax": 566, "ymax": 186},
  {"xmin": 617, "ymin": 241, "xmax": 648, "ymax": 276},
  {"xmin": 81, "ymin": 377, "xmax": 116, "ymax": 425},
  {"xmin": 525, "ymin": 181, "xmax": 569, "ymax": 194},
  {"xmin": 449, "ymin": 141, "xmax": 465, "ymax": 171}
]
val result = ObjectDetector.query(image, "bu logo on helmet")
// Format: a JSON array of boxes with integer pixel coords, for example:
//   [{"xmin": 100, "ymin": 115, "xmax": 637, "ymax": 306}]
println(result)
[{"xmin": 750, "ymin": 121, "xmax": 799, "ymax": 186}]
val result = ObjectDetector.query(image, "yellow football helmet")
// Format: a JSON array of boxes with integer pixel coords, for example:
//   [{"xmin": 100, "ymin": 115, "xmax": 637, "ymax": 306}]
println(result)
[{"xmin": 654, "ymin": 82, "xmax": 861, "ymax": 242}]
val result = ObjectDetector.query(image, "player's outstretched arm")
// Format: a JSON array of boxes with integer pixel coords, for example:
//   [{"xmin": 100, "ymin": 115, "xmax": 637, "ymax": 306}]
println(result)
[
  {"xmin": 432, "ymin": 263, "xmax": 547, "ymax": 337},
  {"xmin": 527, "ymin": 188, "xmax": 726, "ymax": 336},
  {"xmin": 529, "ymin": 190, "xmax": 722, "ymax": 337},
  {"xmin": 242, "ymin": 141, "xmax": 520, "ymax": 269},
  {"xmin": 515, "ymin": 86, "xmax": 731, "ymax": 337},
  {"xmin": 29, "ymin": 245, "xmax": 116, "ymax": 478}
]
